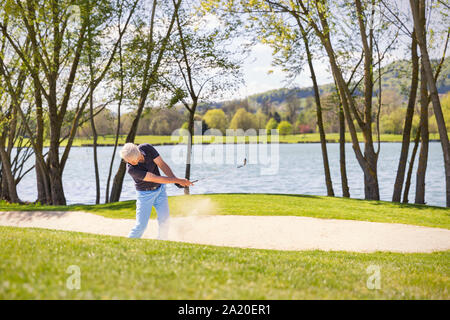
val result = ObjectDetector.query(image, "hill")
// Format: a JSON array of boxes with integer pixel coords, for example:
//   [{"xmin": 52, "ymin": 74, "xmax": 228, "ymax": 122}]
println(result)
[{"xmin": 200, "ymin": 56, "xmax": 450, "ymax": 111}]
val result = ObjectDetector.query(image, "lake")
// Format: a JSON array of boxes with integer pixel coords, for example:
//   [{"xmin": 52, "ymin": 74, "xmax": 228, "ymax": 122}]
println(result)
[{"xmin": 16, "ymin": 142, "xmax": 447, "ymax": 207}]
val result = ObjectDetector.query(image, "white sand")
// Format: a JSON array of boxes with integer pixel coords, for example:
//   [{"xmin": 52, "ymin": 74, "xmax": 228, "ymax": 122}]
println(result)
[{"xmin": 1, "ymin": 211, "xmax": 449, "ymax": 253}]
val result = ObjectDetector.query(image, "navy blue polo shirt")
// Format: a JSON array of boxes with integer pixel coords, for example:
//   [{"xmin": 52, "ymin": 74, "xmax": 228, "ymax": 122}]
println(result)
[{"xmin": 126, "ymin": 144, "xmax": 161, "ymax": 191}]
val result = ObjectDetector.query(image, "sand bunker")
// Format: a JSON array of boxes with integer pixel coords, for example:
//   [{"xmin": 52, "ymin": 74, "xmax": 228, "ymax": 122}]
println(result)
[{"xmin": 1, "ymin": 211, "xmax": 449, "ymax": 253}]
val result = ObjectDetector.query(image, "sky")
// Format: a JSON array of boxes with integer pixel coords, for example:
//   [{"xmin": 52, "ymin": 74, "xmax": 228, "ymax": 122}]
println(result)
[
  {"xmin": 224, "ymin": 0, "xmax": 450, "ymax": 101},
  {"xmin": 238, "ymin": 42, "xmax": 333, "ymax": 99}
]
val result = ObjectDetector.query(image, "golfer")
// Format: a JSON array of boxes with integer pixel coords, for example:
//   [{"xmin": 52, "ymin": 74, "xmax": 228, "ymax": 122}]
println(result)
[{"xmin": 120, "ymin": 143, "xmax": 193, "ymax": 240}]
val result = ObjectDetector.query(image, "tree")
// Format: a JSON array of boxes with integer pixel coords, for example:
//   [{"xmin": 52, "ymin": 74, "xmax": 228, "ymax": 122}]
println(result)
[
  {"xmin": 0, "ymin": 0, "xmax": 137, "ymax": 205},
  {"xmin": 409, "ymin": 0, "xmax": 450, "ymax": 207},
  {"xmin": 203, "ymin": 109, "xmax": 228, "ymax": 134},
  {"xmin": 159, "ymin": 2, "xmax": 242, "ymax": 195},
  {"xmin": 265, "ymin": 118, "xmax": 278, "ymax": 133},
  {"xmin": 229, "ymin": 108, "xmax": 256, "ymax": 131},
  {"xmin": 0, "ymin": 39, "xmax": 33, "ymax": 203},
  {"xmin": 254, "ymin": 109, "xmax": 268, "ymax": 129},
  {"xmin": 277, "ymin": 121, "xmax": 292, "ymax": 135},
  {"xmin": 207, "ymin": 0, "xmax": 337, "ymax": 196},
  {"xmin": 289, "ymin": 0, "xmax": 397, "ymax": 201},
  {"xmin": 109, "ymin": 0, "xmax": 182, "ymax": 202},
  {"xmin": 382, "ymin": 0, "xmax": 449, "ymax": 205},
  {"xmin": 415, "ymin": 61, "xmax": 429, "ymax": 204}
]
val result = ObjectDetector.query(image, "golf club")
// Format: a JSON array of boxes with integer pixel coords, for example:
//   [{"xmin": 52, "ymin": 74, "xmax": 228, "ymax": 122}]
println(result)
[{"xmin": 174, "ymin": 158, "xmax": 247, "ymax": 188}]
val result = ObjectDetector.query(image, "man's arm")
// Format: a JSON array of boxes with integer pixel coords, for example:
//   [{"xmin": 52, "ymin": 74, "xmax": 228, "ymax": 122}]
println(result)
[
  {"xmin": 142, "ymin": 172, "xmax": 183, "ymax": 184},
  {"xmin": 143, "ymin": 155, "xmax": 193, "ymax": 187},
  {"xmin": 153, "ymin": 156, "xmax": 176, "ymax": 178}
]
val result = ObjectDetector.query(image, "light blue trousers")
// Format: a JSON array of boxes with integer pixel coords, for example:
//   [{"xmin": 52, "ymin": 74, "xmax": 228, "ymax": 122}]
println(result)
[{"xmin": 128, "ymin": 184, "xmax": 170, "ymax": 240}]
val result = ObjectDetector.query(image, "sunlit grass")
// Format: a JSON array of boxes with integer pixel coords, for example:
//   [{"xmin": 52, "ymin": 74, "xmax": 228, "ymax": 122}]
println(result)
[
  {"xmin": 0, "ymin": 226, "xmax": 448, "ymax": 299},
  {"xmin": 1, "ymin": 193, "xmax": 449, "ymax": 229}
]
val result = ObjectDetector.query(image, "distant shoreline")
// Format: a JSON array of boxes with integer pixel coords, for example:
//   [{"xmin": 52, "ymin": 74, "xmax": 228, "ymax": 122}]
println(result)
[
  {"xmin": 77, "ymin": 139, "xmax": 443, "ymax": 147},
  {"xmin": 16, "ymin": 133, "xmax": 445, "ymax": 148}
]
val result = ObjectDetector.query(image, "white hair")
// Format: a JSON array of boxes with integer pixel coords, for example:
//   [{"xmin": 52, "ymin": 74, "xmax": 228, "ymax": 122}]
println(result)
[{"xmin": 120, "ymin": 143, "xmax": 141, "ymax": 161}]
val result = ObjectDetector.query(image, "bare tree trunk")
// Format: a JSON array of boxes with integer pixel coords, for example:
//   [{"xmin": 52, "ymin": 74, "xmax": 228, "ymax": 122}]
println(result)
[
  {"xmin": 415, "ymin": 64, "xmax": 429, "ymax": 204},
  {"xmin": 339, "ymin": 103, "xmax": 350, "ymax": 198},
  {"xmin": 32, "ymin": 52, "xmax": 50, "ymax": 204},
  {"xmin": 392, "ymin": 31, "xmax": 419, "ymax": 202},
  {"xmin": 298, "ymin": 20, "xmax": 334, "ymax": 197},
  {"xmin": 89, "ymin": 86, "xmax": 100, "ymax": 204},
  {"xmin": 47, "ymin": 140, "xmax": 66, "ymax": 205},
  {"xmin": 105, "ymin": 38, "xmax": 124, "ymax": 204},
  {"xmin": 184, "ymin": 106, "xmax": 196, "ymax": 195},
  {"xmin": 0, "ymin": 170, "xmax": 7, "ymax": 201},
  {"xmin": 88, "ymin": 21, "xmax": 100, "ymax": 204},
  {"xmin": 0, "ymin": 134, "xmax": 19, "ymax": 203},
  {"xmin": 410, "ymin": 0, "xmax": 450, "ymax": 207},
  {"xmin": 403, "ymin": 126, "xmax": 421, "ymax": 203}
]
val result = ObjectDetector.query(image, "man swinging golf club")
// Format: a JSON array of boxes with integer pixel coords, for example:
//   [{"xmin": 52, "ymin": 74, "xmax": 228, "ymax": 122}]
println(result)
[{"xmin": 120, "ymin": 143, "xmax": 193, "ymax": 240}]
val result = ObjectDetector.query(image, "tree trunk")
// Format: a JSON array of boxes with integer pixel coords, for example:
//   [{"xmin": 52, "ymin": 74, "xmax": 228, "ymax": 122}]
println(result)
[
  {"xmin": 105, "ymin": 36, "xmax": 124, "ymax": 204},
  {"xmin": 410, "ymin": 0, "xmax": 450, "ymax": 207},
  {"xmin": 109, "ymin": 0, "xmax": 180, "ymax": 203},
  {"xmin": 0, "ymin": 172, "xmax": 8, "ymax": 201},
  {"xmin": 48, "ymin": 116, "xmax": 66, "ymax": 205},
  {"xmin": 415, "ymin": 64, "xmax": 429, "ymax": 204},
  {"xmin": 88, "ymin": 33, "xmax": 101, "ymax": 205},
  {"xmin": 313, "ymin": 7, "xmax": 380, "ymax": 200},
  {"xmin": 184, "ymin": 110, "xmax": 195, "ymax": 195},
  {"xmin": 300, "ymin": 22, "xmax": 334, "ymax": 197},
  {"xmin": 392, "ymin": 31, "xmax": 419, "ymax": 202},
  {"xmin": 403, "ymin": 126, "xmax": 421, "ymax": 203},
  {"xmin": 339, "ymin": 103, "xmax": 350, "ymax": 198},
  {"xmin": 363, "ymin": 143, "xmax": 380, "ymax": 200},
  {"xmin": 0, "ymin": 135, "xmax": 19, "ymax": 203}
]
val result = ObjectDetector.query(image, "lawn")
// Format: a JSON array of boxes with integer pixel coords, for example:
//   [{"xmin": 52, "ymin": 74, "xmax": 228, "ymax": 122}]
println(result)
[
  {"xmin": 1, "ymin": 193, "xmax": 449, "ymax": 229},
  {"xmin": 0, "ymin": 226, "xmax": 448, "ymax": 299},
  {"xmin": 23, "ymin": 132, "xmax": 444, "ymax": 147}
]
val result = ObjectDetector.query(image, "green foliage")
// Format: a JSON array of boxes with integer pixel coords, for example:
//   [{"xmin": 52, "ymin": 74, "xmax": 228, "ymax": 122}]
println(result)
[
  {"xmin": 380, "ymin": 108, "xmax": 406, "ymax": 134},
  {"xmin": 265, "ymin": 118, "xmax": 278, "ymax": 133},
  {"xmin": 441, "ymin": 93, "xmax": 450, "ymax": 126},
  {"xmin": 254, "ymin": 109, "xmax": 268, "ymax": 129},
  {"xmin": 277, "ymin": 120, "xmax": 292, "ymax": 135},
  {"xmin": 203, "ymin": 109, "xmax": 228, "ymax": 134},
  {"xmin": 229, "ymin": 108, "xmax": 256, "ymax": 131},
  {"xmin": 148, "ymin": 108, "xmax": 184, "ymax": 135}
]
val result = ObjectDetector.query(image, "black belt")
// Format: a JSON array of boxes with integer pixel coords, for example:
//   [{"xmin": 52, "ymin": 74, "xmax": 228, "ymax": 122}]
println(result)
[{"xmin": 140, "ymin": 184, "xmax": 160, "ymax": 191}]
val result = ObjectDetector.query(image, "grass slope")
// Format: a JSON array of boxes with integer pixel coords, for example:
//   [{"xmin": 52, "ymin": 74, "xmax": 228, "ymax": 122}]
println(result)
[
  {"xmin": 1, "ymin": 193, "xmax": 449, "ymax": 229},
  {"xmin": 0, "ymin": 227, "xmax": 448, "ymax": 299}
]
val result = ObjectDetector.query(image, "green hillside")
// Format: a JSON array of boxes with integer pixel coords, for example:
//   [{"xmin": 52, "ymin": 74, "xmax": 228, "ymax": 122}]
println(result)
[{"xmin": 202, "ymin": 56, "xmax": 450, "ymax": 109}]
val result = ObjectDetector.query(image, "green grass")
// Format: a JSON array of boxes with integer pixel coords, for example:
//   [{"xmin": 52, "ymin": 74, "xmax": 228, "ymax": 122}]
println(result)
[
  {"xmin": 0, "ymin": 226, "xmax": 448, "ymax": 299},
  {"xmin": 25, "ymin": 132, "xmax": 444, "ymax": 147},
  {"xmin": 1, "ymin": 193, "xmax": 449, "ymax": 229}
]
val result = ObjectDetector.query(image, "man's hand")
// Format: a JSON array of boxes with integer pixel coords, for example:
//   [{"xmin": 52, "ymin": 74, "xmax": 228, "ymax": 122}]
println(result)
[{"xmin": 176, "ymin": 178, "xmax": 194, "ymax": 187}]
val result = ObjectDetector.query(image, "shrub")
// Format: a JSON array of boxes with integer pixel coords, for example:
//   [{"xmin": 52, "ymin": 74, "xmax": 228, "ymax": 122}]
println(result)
[
  {"xmin": 277, "ymin": 121, "xmax": 293, "ymax": 135},
  {"xmin": 265, "ymin": 118, "xmax": 278, "ymax": 134}
]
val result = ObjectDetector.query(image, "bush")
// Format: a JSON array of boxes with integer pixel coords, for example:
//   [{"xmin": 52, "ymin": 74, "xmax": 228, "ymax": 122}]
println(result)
[
  {"xmin": 203, "ymin": 109, "xmax": 228, "ymax": 134},
  {"xmin": 277, "ymin": 121, "xmax": 293, "ymax": 135},
  {"xmin": 298, "ymin": 124, "xmax": 313, "ymax": 134},
  {"xmin": 265, "ymin": 118, "xmax": 278, "ymax": 134},
  {"xmin": 229, "ymin": 108, "xmax": 256, "ymax": 131}
]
